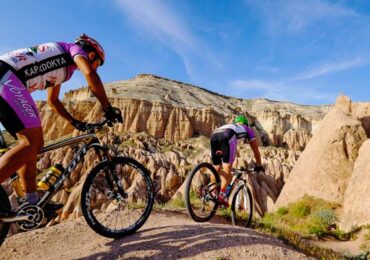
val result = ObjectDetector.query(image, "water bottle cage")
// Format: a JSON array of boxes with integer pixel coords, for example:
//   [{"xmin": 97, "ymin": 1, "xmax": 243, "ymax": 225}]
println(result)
[{"xmin": 42, "ymin": 172, "xmax": 60, "ymax": 187}]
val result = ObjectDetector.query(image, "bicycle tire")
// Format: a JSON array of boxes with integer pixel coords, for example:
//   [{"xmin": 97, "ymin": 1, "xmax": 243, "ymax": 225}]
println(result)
[
  {"xmin": 231, "ymin": 183, "xmax": 253, "ymax": 227},
  {"xmin": 0, "ymin": 185, "xmax": 11, "ymax": 247},
  {"xmin": 184, "ymin": 162, "xmax": 220, "ymax": 222},
  {"xmin": 81, "ymin": 157, "xmax": 154, "ymax": 238}
]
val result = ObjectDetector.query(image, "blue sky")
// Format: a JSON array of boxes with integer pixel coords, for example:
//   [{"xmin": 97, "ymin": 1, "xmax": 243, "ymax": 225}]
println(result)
[{"xmin": 1, "ymin": 0, "xmax": 370, "ymax": 105}]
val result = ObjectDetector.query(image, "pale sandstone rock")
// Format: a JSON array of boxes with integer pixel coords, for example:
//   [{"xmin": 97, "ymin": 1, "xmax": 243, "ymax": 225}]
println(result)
[
  {"xmin": 29, "ymin": 74, "xmax": 333, "ymax": 220},
  {"xmin": 37, "ymin": 74, "xmax": 329, "ymax": 150},
  {"xmin": 340, "ymin": 139, "xmax": 370, "ymax": 232},
  {"xmin": 275, "ymin": 96, "xmax": 367, "ymax": 209},
  {"xmin": 282, "ymin": 128, "xmax": 311, "ymax": 151}
]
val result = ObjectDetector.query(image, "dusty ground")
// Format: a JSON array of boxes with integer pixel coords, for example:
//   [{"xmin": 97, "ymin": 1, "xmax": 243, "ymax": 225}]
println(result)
[{"xmin": 0, "ymin": 210, "xmax": 313, "ymax": 260}]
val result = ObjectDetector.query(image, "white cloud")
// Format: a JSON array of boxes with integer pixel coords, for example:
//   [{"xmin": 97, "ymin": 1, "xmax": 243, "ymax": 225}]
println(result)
[
  {"xmin": 115, "ymin": 0, "xmax": 195, "ymax": 50},
  {"xmin": 231, "ymin": 79, "xmax": 274, "ymax": 91},
  {"xmin": 229, "ymin": 56, "xmax": 365, "ymax": 104},
  {"xmin": 230, "ymin": 78, "xmax": 335, "ymax": 104},
  {"xmin": 114, "ymin": 0, "xmax": 216, "ymax": 79},
  {"xmin": 291, "ymin": 57, "xmax": 366, "ymax": 81},
  {"xmin": 244, "ymin": 0, "xmax": 358, "ymax": 33}
]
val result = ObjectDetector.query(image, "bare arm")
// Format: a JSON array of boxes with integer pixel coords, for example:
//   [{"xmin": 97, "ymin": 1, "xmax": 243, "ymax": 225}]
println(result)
[
  {"xmin": 249, "ymin": 139, "xmax": 262, "ymax": 166},
  {"xmin": 74, "ymin": 55, "xmax": 110, "ymax": 110},
  {"xmin": 47, "ymin": 85, "xmax": 76, "ymax": 123}
]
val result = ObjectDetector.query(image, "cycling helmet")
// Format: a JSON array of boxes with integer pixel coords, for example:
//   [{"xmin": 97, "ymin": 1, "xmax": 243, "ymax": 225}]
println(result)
[
  {"xmin": 75, "ymin": 33, "xmax": 105, "ymax": 65},
  {"xmin": 234, "ymin": 115, "xmax": 249, "ymax": 126}
]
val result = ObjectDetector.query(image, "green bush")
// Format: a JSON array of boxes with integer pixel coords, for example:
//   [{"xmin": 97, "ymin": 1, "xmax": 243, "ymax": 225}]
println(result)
[
  {"xmin": 276, "ymin": 207, "xmax": 288, "ymax": 216},
  {"xmin": 260, "ymin": 213, "xmax": 276, "ymax": 229},
  {"xmin": 168, "ymin": 197, "xmax": 186, "ymax": 208},
  {"xmin": 291, "ymin": 201, "xmax": 311, "ymax": 217},
  {"xmin": 259, "ymin": 196, "xmax": 344, "ymax": 239},
  {"xmin": 308, "ymin": 209, "xmax": 336, "ymax": 237}
]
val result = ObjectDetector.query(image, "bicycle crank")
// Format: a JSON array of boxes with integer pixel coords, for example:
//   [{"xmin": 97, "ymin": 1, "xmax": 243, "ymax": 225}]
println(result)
[{"xmin": 16, "ymin": 204, "xmax": 45, "ymax": 231}]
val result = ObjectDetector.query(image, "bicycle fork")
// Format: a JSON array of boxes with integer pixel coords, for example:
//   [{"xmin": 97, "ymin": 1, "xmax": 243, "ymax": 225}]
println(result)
[{"xmin": 95, "ymin": 146, "xmax": 127, "ymax": 200}]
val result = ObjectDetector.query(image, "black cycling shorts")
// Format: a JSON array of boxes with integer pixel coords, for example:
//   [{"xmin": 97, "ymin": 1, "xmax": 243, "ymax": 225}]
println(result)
[{"xmin": 210, "ymin": 132, "xmax": 230, "ymax": 165}]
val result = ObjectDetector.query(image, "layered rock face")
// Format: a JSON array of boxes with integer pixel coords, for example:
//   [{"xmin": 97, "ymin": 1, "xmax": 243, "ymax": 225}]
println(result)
[
  {"xmin": 340, "ymin": 140, "xmax": 370, "ymax": 231},
  {"xmin": 25, "ymin": 74, "xmax": 333, "ymax": 223},
  {"xmin": 39, "ymin": 74, "xmax": 329, "ymax": 151},
  {"xmin": 38, "ymin": 99, "xmax": 223, "ymax": 142},
  {"xmin": 275, "ymin": 95, "xmax": 370, "ymax": 232},
  {"xmin": 25, "ymin": 132, "xmax": 299, "ymax": 221}
]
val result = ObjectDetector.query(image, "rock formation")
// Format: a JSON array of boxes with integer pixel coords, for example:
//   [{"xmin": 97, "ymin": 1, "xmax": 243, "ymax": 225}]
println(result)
[
  {"xmin": 37, "ymin": 74, "xmax": 329, "ymax": 150},
  {"xmin": 340, "ymin": 139, "xmax": 370, "ymax": 231},
  {"xmin": 4, "ymin": 74, "xmax": 338, "ymax": 231},
  {"xmin": 274, "ymin": 95, "xmax": 370, "ymax": 232}
]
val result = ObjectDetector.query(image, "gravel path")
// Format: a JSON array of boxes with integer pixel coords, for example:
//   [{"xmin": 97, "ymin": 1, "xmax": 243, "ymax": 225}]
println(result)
[{"xmin": 0, "ymin": 210, "xmax": 313, "ymax": 260}]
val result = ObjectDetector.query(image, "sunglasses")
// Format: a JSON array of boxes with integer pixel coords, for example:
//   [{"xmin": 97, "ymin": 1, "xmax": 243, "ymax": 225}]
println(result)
[{"xmin": 90, "ymin": 55, "xmax": 102, "ymax": 67}]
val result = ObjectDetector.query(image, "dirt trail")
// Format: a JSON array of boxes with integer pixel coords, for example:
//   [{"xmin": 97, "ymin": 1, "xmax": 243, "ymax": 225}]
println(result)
[{"xmin": 0, "ymin": 210, "xmax": 313, "ymax": 260}]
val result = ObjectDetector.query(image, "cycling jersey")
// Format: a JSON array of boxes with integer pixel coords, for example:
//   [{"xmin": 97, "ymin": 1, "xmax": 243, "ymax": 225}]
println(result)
[
  {"xmin": 211, "ymin": 124, "xmax": 255, "ymax": 165},
  {"xmin": 0, "ymin": 42, "xmax": 87, "ymax": 92},
  {"xmin": 0, "ymin": 42, "xmax": 88, "ymax": 136},
  {"xmin": 213, "ymin": 124, "xmax": 255, "ymax": 141}
]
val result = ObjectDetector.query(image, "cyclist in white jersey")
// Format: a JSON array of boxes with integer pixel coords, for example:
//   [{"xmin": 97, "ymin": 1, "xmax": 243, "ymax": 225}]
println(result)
[
  {"xmin": 0, "ymin": 34, "xmax": 123, "ymax": 216},
  {"xmin": 210, "ymin": 115, "xmax": 263, "ymax": 206}
]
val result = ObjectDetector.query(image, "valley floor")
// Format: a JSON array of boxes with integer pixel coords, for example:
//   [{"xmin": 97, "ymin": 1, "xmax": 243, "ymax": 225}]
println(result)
[{"xmin": 0, "ymin": 210, "xmax": 313, "ymax": 260}]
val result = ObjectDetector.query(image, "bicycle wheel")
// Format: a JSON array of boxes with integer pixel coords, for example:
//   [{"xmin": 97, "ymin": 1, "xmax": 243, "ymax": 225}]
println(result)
[
  {"xmin": 0, "ymin": 185, "xmax": 11, "ymax": 247},
  {"xmin": 81, "ymin": 157, "xmax": 154, "ymax": 238},
  {"xmin": 231, "ymin": 183, "xmax": 253, "ymax": 227},
  {"xmin": 184, "ymin": 162, "xmax": 220, "ymax": 222}
]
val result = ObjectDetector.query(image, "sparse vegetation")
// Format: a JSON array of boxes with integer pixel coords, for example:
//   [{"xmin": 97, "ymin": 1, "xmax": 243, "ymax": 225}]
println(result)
[
  {"xmin": 217, "ymin": 207, "xmax": 232, "ymax": 219},
  {"xmin": 167, "ymin": 197, "xmax": 186, "ymax": 208},
  {"xmin": 259, "ymin": 195, "xmax": 346, "ymax": 239},
  {"xmin": 255, "ymin": 196, "xmax": 351, "ymax": 259},
  {"xmin": 360, "ymin": 226, "xmax": 370, "ymax": 252}
]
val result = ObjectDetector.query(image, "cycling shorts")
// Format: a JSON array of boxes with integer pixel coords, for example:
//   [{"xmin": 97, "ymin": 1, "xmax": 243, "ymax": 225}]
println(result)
[
  {"xmin": 0, "ymin": 61, "xmax": 41, "ymax": 137},
  {"xmin": 210, "ymin": 132, "xmax": 237, "ymax": 165}
]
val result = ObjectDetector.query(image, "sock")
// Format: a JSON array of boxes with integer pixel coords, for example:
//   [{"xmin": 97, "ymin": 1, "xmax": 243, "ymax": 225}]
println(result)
[
  {"xmin": 221, "ymin": 188, "xmax": 227, "ymax": 194},
  {"xmin": 26, "ymin": 192, "xmax": 38, "ymax": 204}
]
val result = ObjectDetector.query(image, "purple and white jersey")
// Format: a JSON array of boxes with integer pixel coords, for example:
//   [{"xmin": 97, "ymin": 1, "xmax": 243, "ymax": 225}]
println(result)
[
  {"xmin": 0, "ymin": 42, "xmax": 87, "ymax": 92},
  {"xmin": 214, "ymin": 124, "xmax": 255, "ymax": 141}
]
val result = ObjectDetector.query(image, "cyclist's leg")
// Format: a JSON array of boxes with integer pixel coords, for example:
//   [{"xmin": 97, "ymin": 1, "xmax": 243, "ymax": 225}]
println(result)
[
  {"xmin": 210, "ymin": 133, "xmax": 222, "ymax": 183},
  {"xmin": 0, "ymin": 66, "xmax": 43, "ymax": 192},
  {"xmin": 219, "ymin": 136, "xmax": 234, "ymax": 191},
  {"xmin": 0, "ymin": 128, "xmax": 43, "ymax": 187},
  {"xmin": 16, "ymin": 127, "xmax": 44, "ymax": 193}
]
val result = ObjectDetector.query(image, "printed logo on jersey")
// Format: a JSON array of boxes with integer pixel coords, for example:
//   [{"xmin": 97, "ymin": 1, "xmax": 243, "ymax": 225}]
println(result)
[
  {"xmin": 30, "ymin": 46, "xmax": 38, "ymax": 54},
  {"xmin": 30, "ymin": 45, "xmax": 49, "ymax": 54},
  {"xmin": 1, "ymin": 73, "xmax": 37, "ymax": 119},
  {"xmin": 11, "ymin": 53, "xmax": 28, "ymax": 64},
  {"xmin": 19, "ymin": 54, "xmax": 72, "ymax": 80}
]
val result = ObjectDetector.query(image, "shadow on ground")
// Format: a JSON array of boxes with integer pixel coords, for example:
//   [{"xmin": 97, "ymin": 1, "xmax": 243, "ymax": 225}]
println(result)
[{"xmin": 78, "ymin": 220, "xmax": 296, "ymax": 259}]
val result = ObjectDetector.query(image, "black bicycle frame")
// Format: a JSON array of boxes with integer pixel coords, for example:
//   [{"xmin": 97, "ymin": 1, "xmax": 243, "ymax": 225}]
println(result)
[{"xmin": 35, "ymin": 133, "xmax": 108, "ymax": 208}]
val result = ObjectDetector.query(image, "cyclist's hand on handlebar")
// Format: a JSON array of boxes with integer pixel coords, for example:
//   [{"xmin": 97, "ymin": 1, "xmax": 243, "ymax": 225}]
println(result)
[
  {"xmin": 254, "ymin": 165, "xmax": 265, "ymax": 173},
  {"xmin": 103, "ymin": 106, "xmax": 123, "ymax": 126},
  {"xmin": 71, "ymin": 119, "xmax": 88, "ymax": 131}
]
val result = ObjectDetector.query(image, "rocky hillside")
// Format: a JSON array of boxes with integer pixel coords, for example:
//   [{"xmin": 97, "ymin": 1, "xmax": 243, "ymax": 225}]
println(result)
[
  {"xmin": 38, "ymin": 74, "xmax": 330, "ymax": 151},
  {"xmin": 275, "ymin": 95, "xmax": 370, "ymax": 232},
  {"xmin": 2, "ymin": 74, "xmax": 327, "ymax": 227}
]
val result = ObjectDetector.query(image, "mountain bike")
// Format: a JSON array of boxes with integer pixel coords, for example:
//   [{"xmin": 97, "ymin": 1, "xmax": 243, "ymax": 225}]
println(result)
[
  {"xmin": 184, "ymin": 161, "xmax": 253, "ymax": 227},
  {"xmin": 0, "ymin": 120, "xmax": 154, "ymax": 247}
]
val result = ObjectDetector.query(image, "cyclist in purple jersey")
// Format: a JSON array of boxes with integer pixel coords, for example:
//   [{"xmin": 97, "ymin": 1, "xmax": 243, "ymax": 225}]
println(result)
[
  {"xmin": 0, "ymin": 34, "xmax": 123, "ymax": 216},
  {"xmin": 210, "ymin": 115, "xmax": 263, "ymax": 206}
]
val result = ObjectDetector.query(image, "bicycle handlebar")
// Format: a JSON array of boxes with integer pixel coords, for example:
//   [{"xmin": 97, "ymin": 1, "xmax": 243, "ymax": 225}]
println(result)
[
  {"xmin": 85, "ymin": 119, "xmax": 109, "ymax": 133},
  {"xmin": 232, "ymin": 168, "xmax": 254, "ymax": 175}
]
